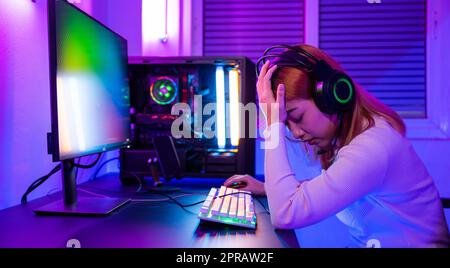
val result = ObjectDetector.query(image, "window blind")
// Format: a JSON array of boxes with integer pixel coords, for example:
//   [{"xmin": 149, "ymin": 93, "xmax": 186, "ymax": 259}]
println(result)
[
  {"xmin": 204, "ymin": 0, "xmax": 305, "ymax": 63},
  {"xmin": 319, "ymin": 0, "xmax": 427, "ymax": 118}
]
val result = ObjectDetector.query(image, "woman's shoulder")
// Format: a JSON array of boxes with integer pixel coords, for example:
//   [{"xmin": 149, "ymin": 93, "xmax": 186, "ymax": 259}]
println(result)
[
  {"xmin": 332, "ymin": 116, "xmax": 402, "ymax": 185},
  {"xmin": 342, "ymin": 115, "xmax": 406, "ymax": 157}
]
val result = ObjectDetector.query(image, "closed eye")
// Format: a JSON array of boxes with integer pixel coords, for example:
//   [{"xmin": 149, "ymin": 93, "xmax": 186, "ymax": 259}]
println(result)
[{"xmin": 291, "ymin": 114, "xmax": 303, "ymax": 124}]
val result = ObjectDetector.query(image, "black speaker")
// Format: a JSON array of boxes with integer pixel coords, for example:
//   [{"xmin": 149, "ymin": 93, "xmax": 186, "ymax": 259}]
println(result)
[
  {"xmin": 119, "ymin": 148, "xmax": 158, "ymax": 185},
  {"xmin": 120, "ymin": 147, "xmax": 187, "ymax": 185}
]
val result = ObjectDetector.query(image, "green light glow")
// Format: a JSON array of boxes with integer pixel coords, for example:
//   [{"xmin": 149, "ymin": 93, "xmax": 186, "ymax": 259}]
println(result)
[
  {"xmin": 56, "ymin": 0, "xmax": 125, "ymax": 100},
  {"xmin": 333, "ymin": 78, "xmax": 353, "ymax": 104},
  {"xmin": 150, "ymin": 77, "xmax": 178, "ymax": 105}
]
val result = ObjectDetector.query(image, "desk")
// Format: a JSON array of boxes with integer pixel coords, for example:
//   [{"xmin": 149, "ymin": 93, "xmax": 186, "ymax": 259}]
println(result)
[{"xmin": 0, "ymin": 174, "xmax": 299, "ymax": 248}]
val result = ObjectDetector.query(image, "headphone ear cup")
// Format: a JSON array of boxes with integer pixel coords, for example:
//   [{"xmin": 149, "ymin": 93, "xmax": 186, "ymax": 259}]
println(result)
[
  {"xmin": 313, "ymin": 71, "xmax": 355, "ymax": 114},
  {"xmin": 329, "ymin": 72, "xmax": 355, "ymax": 111},
  {"xmin": 312, "ymin": 80, "xmax": 332, "ymax": 114}
]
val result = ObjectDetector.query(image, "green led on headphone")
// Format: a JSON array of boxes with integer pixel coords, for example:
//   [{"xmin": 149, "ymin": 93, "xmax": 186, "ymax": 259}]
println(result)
[
  {"xmin": 333, "ymin": 78, "xmax": 354, "ymax": 104},
  {"xmin": 256, "ymin": 45, "xmax": 356, "ymax": 115}
]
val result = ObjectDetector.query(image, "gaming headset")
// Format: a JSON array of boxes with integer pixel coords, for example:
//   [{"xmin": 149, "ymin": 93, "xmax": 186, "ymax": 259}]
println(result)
[{"xmin": 256, "ymin": 44, "xmax": 355, "ymax": 115}]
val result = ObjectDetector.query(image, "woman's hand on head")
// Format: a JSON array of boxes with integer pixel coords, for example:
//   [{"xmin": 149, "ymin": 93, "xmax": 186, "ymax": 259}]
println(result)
[
  {"xmin": 223, "ymin": 174, "xmax": 266, "ymax": 196},
  {"xmin": 256, "ymin": 61, "xmax": 287, "ymax": 126}
]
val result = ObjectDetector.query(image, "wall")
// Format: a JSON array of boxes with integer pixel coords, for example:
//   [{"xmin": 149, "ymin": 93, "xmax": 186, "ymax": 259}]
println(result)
[
  {"xmin": 415, "ymin": 0, "xmax": 450, "ymax": 199},
  {"xmin": 0, "ymin": 0, "xmax": 55, "ymax": 210},
  {"xmin": 106, "ymin": 0, "xmax": 142, "ymax": 56},
  {"xmin": 0, "ymin": 0, "xmax": 111, "ymax": 211}
]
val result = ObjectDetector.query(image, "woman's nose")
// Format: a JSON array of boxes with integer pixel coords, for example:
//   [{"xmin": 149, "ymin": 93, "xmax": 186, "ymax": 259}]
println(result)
[{"xmin": 294, "ymin": 129, "xmax": 306, "ymax": 140}]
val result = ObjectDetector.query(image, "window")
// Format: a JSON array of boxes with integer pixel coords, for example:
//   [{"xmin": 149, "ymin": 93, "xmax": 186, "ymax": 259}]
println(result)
[
  {"xmin": 203, "ymin": 0, "xmax": 305, "ymax": 62},
  {"xmin": 318, "ymin": 0, "xmax": 427, "ymax": 118},
  {"xmin": 305, "ymin": 0, "xmax": 450, "ymax": 139}
]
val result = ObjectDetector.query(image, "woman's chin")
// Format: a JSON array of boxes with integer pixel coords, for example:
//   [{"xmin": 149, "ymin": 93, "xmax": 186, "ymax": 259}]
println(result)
[{"xmin": 316, "ymin": 140, "xmax": 332, "ymax": 150}]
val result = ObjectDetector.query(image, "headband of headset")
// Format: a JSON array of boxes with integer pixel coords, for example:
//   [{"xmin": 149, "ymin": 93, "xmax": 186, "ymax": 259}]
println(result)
[{"xmin": 256, "ymin": 44, "xmax": 355, "ymax": 115}]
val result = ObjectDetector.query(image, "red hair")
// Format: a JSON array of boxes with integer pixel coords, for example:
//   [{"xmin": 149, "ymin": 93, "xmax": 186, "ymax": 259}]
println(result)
[{"xmin": 271, "ymin": 44, "xmax": 406, "ymax": 169}]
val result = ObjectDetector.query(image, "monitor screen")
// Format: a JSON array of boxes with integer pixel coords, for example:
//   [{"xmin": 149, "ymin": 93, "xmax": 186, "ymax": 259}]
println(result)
[{"xmin": 49, "ymin": 0, "xmax": 131, "ymax": 161}]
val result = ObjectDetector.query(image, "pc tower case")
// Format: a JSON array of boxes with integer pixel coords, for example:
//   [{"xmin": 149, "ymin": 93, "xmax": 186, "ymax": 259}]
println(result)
[{"xmin": 120, "ymin": 56, "xmax": 256, "ymax": 184}]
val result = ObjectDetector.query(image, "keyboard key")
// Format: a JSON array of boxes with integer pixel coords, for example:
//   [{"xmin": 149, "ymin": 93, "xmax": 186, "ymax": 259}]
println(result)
[
  {"xmin": 227, "ymin": 189, "xmax": 237, "ymax": 217},
  {"xmin": 200, "ymin": 201, "xmax": 211, "ymax": 214},
  {"xmin": 198, "ymin": 186, "xmax": 256, "ymax": 229},
  {"xmin": 245, "ymin": 195, "xmax": 255, "ymax": 221},
  {"xmin": 200, "ymin": 188, "xmax": 217, "ymax": 213},
  {"xmin": 219, "ymin": 195, "xmax": 231, "ymax": 216},
  {"xmin": 246, "ymin": 211, "xmax": 255, "ymax": 222},
  {"xmin": 211, "ymin": 186, "xmax": 226, "ymax": 215},
  {"xmin": 237, "ymin": 193, "xmax": 245, "ymax": 220},
  {"xmin": 207, "ymin": 187, "xmax": 217, "ymax": 197}
]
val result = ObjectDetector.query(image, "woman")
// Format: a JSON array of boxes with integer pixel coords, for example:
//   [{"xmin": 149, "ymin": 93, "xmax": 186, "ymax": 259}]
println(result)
[{"xmin": 224, "ymin": 44, "xmax": 450, "ymax": 247}]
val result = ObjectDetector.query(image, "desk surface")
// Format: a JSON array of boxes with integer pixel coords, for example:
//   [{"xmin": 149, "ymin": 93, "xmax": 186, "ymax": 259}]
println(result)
[{"xmin": 0, "ymin": 174, "xmax": 299, "ymax": 248}]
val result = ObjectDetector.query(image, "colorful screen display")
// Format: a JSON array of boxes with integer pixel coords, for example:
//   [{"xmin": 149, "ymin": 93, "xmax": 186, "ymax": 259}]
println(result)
[{"xmin": 53, "ymin": 0, "xmax": 130, "ymax": 160}]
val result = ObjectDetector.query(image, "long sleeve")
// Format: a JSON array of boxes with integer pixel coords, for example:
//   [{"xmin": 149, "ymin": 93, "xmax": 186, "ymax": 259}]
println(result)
[{"xmin": 264, "ymin": 122, "xmax": 389, "ymax": 229}]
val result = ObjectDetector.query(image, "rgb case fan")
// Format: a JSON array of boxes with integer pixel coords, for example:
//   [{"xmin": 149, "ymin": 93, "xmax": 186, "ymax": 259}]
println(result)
[{"xmin": 149, "ymin": 76, "xmax": 178, "ymax": 105}]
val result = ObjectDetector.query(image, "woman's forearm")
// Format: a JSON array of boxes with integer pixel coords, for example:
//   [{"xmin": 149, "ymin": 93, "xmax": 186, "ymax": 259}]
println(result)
[{"xmin": 263, "ymin": 122, "xmax": 312, "ymax": 228}]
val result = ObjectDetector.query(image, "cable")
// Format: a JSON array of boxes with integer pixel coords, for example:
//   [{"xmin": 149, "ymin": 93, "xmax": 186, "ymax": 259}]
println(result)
[
  {"xmin": 73, "ymin": 153, "xmax": 102, "ymax": 169},
  {"xmin": 131, "ymin": 194, "xmax": 200, "ymax": 203},
  {"xmin": 21, "ymin": 164, "xmax": 61, "ymax": 204},
  {"xmin": 125, "ymin": 189, "xmax": 200, "ymax": 215},
  {"xmin": 89, "ymin": 157, "xmax": 120, "ymax": 181},
  {"xmin": 22, "ymin": 154, "xmax": 96, "ymax": 204},
  {"xmin": 22, "ymin": 155, "xmax": 159, "ymax": 205},
  {"xmin": 22, "ymin": 153, "xmax": 107, "ymax": 204},
  {"xmin": 77, "ymin": 188, "xmax": 111, "ymax": 198},
  {"xmin": 46, "ymin": 187, "xmax": 61, "ymax": 197},
  {"xmin": 24, "ymin": 163, "xmax": 270, "ymax": 215},
  {"xmin": 130, "ymin": 189, "xmax": 271, "ymax": 216},
  {"xmin": 78, "ymin": 184, "xmax": 205, "ymax": 203},
  {"xmin": 253, "ymin": 196, "xmax": 271, "ymax": 215},
  {"xmin": 78, "ymin": 185, "xmax": 140, "ymax": 196},
  {"xmin": 121, "ymin": 170, "xmax": 144, "ymax": 194},
  {"xmin": 145, "ymin": 190, "xmax": 194, "ymax": 208},
  {"xmin": 91, "ymin": 185, "xmax": 270, "ymax": 215},
  {"xmin": 151, "ymin": 191, "xmax": 271, "ymax": 215},
  {"xmin": 75, "ymin": 155, "xmax": 81, "ymax": 183}
]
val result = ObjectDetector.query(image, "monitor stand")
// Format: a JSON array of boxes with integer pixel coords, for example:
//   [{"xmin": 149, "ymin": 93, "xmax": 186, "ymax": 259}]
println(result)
[{"xmin": 34, "ymin": 159, "xmax": 130, "ymax": 216}]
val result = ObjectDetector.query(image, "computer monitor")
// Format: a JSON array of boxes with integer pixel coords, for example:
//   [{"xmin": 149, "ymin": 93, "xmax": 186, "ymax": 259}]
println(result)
[{"xmin": 34, "ymin": 0, "xmax": 131, "ymax": 215}]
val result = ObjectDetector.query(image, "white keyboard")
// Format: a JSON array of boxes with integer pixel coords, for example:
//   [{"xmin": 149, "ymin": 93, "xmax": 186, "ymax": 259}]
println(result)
[{"xmin": 197, "ymin": 186, "xmax": 256, "ymax": 229}]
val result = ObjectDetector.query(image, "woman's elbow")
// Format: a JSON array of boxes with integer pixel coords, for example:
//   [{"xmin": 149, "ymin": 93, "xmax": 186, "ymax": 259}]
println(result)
[
  {"xmin": 270, "ymin": 214, "xmax": 313, "ymax": 229},
  {"xmin": 271, "ymin": 219, "xmax": 293, "ymax": 229},
  {"xmin": 269, "ymin": 205, "xmax": 315, "ymax": 229},
  {"xmin": 270, "ymin": 210, "xmax": 298, "ymax": 229}
]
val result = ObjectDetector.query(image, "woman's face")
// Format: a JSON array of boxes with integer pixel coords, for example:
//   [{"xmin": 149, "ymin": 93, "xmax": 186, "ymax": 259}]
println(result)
[{"xmin": 285, "ymin": 98, "xmax": 338, "ymax": 150}]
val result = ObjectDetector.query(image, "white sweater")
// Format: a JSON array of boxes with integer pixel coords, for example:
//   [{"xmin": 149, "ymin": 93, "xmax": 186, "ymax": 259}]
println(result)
[{"xmin": 264, "ymin": 117, "xmax": 450, "ymax": 247}]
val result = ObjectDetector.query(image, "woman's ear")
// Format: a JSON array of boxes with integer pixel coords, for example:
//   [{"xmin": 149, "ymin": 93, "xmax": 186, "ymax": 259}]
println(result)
[
  {"xmin": 325, "ymin": 113, "xmax": 340, "ymax": 130},
  {"xmin": 323, "ymin": 112, "xmax": 336, "ymax": 122}
]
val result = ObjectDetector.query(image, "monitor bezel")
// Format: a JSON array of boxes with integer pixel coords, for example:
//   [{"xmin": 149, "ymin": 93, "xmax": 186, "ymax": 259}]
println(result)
[{"xmin": 48, "ymin": 0, "xmax": 131, "ymax": 162}]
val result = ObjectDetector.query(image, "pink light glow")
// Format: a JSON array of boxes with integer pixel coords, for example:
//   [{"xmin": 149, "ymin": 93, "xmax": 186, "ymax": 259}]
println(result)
[
  {"xmin": 180, "ymin": 0, "xmax": 192, "ymax": 56},
  {"xmin": 68, "ymin": 0, "xmax": 93, "ymax": 16},
  {"xmin": 142, "ymin": 0, "xmax": 181, "ymax": 56},
  {"xmin": 2, "ymin": 0, "xmax": 34, "ymax": 15}
]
